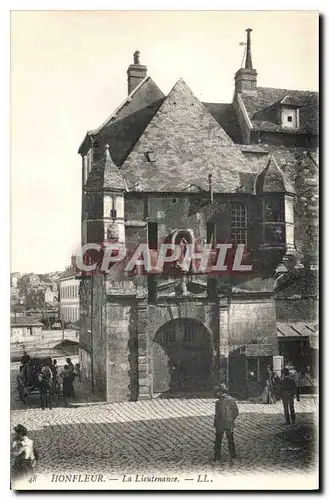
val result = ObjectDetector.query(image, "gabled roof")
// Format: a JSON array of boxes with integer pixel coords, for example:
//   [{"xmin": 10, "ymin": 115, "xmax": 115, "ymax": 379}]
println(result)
[
  {"xmin": 280, "ymin": 95, "xmax": 303, "ymax": 107},
  {"xmin": 86, "ymin": 145, "xmax": 126, "ymax": 191},
  {"xmin": 78, "ymin": 77, "xmax": 165, "ymax": 155},
  {"xmin": 240, "ymin": 87, "xmax": 318, "ymax": 134},
  {"xmin": 119, "ymin": 78, "xmax": 254, "ymax": 193}
]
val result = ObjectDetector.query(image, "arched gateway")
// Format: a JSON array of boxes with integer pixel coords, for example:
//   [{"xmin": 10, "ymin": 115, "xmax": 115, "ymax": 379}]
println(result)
[{"xmin": 152, "ymin": 318, "xmax": 213, "ymax": 394}]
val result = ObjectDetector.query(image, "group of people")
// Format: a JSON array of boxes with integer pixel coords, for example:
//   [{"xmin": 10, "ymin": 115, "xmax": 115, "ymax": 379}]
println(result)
[
  {"xmin": 214, "ymin": 365, "xmax": 301, "ymax": 462},
  {"xmin": 19, "ymin": 352, "xmax": 81, "ymax": 408}
]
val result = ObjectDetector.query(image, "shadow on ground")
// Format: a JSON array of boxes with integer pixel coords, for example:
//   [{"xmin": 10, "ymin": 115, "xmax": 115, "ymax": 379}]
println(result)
[{"xmin": 20, "ymin": 412, "xmax": 317, "ymax": 477}]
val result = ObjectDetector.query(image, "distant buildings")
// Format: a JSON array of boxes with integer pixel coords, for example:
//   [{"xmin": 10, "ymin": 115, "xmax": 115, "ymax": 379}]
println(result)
[{"xmin": 10, "ymin": 315, "xmax": 43, "ymax": 342}]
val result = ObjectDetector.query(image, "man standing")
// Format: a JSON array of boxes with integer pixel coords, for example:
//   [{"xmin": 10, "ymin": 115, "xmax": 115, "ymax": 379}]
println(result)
[
  {"xmin": 214, "ymin": 383, "xmax": 239, "ymax": 461},
  {"xmin": 60, "ymin": 364, "xmax": 76, "ymax": 407},
  {"xmin": 66, "ymin": 358, "xmax": 76, "ymax": 396},
  {"xmin": 280, "ymin": 367, "xmax": 297, "ymax": 424},
  {"xmin": 38, "ymin": 362, "xmax": 53, "ymax": 410}
]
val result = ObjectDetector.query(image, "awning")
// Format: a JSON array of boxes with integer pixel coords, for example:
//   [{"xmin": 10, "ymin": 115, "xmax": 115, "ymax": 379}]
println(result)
[
  {"xmin": 240, "ymin": 344, "xmax": 277, "ymax": 357},
  {"xmin": 277, "ymin": 322, "xmax": 317, "ymax": 338},
  {"xmin": 277, "ymin": 322, "xmax": 318, "ymax": 349}
]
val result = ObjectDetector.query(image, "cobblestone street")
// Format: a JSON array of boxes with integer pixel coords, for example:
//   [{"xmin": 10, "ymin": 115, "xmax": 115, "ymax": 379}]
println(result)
[{"xmin": 11, "ymin": 366, "xmax": 318, "ymax": 488}]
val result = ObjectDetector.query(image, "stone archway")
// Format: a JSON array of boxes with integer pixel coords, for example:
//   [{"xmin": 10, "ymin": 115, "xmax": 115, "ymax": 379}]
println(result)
[{"xmin": 152, "ymin": 318, "xmax": 213, "ymax": 394}]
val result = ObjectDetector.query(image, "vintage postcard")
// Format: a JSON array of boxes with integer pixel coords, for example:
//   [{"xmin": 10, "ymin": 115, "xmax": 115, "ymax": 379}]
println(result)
[{"xmin": 10, "ymin": 10, "xmax": 319, "ymax": 491}]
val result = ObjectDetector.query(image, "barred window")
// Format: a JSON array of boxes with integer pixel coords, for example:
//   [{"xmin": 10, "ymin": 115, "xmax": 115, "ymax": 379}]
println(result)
[{"xmin": 230, "ymin": 203, "xmax": 248, "ymax": 245}]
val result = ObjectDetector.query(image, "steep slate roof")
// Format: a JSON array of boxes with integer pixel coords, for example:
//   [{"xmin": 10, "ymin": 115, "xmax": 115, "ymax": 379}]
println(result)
[
  {"xmin": 240, "ymin": 87, "xmax": 319, "ymax": 135},
  {"xmin": 86, "ymin": 145, "xmax": 126, "ymax": 191},
  {"xmin": 255, "ymin": 155, "xmax": 295, "ymax": 194},
  {"xmin": 78, "ymin": 77, "xmax": 165, "ymax": 155},
  {"xmin": 120, "ymin": 79, "xmax": 254, "ymax": 193},
  {"xmin": 202, "ymin": 103, "xmax": 242, "ymax": 143},
  {"xmin": 96, "ymin": 98, "xmax": 164, "ymax": 166}
]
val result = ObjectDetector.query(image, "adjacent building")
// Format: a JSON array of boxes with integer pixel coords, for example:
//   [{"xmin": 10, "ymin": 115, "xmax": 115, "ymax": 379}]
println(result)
[
  {"xmin": 58, "ymin": 257, "xmax": 80, "ymax": 324},
  {"xmin": 78, "ymin": 30, "xmax": 318, "ymax": 401}
]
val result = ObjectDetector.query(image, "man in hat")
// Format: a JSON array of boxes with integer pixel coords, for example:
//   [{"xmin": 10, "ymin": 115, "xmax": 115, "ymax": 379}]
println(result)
[
  {"xmin": 11, "ymin": 425, "xmax": 38, "ymax": 480},
  {"xmin": 280, "ymin": 367, "xmax": 297, "ymax": 424},
  {"xmin": 214, "ymin": 383, "xmax": 239, "ymax": 461}
]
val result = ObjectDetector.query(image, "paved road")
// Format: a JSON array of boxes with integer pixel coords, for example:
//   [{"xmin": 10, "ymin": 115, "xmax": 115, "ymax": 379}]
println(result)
[{"xmin": 11, "ymin": 366, "xmax": 318, "ymax": 486}]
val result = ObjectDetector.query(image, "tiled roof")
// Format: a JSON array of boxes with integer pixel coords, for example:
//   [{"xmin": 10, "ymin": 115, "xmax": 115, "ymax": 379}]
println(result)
[
  {"xmin": 203, "ymin": 103, "xmax": 242, "ymax": 143},
  {"xmin": 11, "ymin": 315, "xmax": 43, "ymax": 327},
  {"xmin": 240, "ymin": 87, "xmax": 319, "ymax": 135},
  {"xmin": 120, "ymin": 79, "xmax": 254, "ymax": 193}
]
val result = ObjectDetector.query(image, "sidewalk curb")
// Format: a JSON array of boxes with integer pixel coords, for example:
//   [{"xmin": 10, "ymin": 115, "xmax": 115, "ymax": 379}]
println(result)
[{"xmin": 68, "ymin": 401, "xmax": 108, "ymax": 408}]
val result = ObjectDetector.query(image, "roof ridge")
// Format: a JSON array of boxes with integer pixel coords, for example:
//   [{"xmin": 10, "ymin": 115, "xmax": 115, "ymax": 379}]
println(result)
[
  {"xmin": 97, "ymin": 96, "xmax": 165, "ymax": 130},
  {"xmin": 257, "ymin": 85, "xmax": 318, "ymax": 95},
  {"xmin": 88, "ymin": 76, "xmax": 151, "ymax": 136}
]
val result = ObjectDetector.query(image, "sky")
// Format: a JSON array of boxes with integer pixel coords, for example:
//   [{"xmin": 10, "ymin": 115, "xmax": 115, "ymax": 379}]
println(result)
[{"xmin": 10, "ymin": 10, "xmax": 319, "ymax": 274}]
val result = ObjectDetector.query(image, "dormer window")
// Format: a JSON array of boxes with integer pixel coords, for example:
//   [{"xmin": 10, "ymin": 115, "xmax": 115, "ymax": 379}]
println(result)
[
  {"xmin": 282, "ymin": 108, "xmax": 298, "ymax": 128},
  {"xmin": 279, "ymin": 96, "xmax": 301, "ymax": 129}
]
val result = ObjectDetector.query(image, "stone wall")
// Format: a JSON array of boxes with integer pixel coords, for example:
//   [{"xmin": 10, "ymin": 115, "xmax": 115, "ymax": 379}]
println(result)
[
  {"xmin": 276, "ymin": 297, "xmax": 318, "ymax": 322},
  {"xmin": 105, "ymin": 299, "xmax": 136, "ymax": 402},
  {"xmin": 229, "ymin": 298, "xmax": 277, "ymax": 351}
]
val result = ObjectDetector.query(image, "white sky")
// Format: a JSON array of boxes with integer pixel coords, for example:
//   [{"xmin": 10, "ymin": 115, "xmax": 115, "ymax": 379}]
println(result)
[{"xmin": 10, "ymin": 10, "xmax": 319, "ymax": 274}]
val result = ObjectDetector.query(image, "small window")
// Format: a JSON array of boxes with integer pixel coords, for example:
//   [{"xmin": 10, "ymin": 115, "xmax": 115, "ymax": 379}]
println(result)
[
  {"xmin": 148, "ymin": 222, "xmax": 158, "ymax": 250},
  {"xmin": 287, "ymin": 116, "xmax": 292, "ymax": 122},
  {"xmin": 145, "ymin": 151, "xmax": 156, "ymax": 163}
]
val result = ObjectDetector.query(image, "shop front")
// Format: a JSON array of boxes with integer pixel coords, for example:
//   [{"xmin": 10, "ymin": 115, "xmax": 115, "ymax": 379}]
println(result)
[{"xmin": 228, "ymin": 343, "xmax": 282, "ymax": 400}]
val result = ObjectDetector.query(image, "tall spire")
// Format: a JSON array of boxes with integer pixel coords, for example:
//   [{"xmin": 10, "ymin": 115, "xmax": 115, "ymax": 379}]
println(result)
[
  {"xmin": 245, "ymin": 29, "xmax": 253, "ymax": 69},
  {"xmin": 234, "ymin": 28, "xmax": 257, "ymax": 94}
]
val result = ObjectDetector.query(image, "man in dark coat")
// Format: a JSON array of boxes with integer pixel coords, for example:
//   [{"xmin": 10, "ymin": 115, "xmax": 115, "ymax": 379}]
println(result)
[
  {"xmin": 280, "ymin": 367, "xmax": 297, "ymax": 424},
  {"xmin": 38, "ymin": 363, "xmax": 53, "ymax": 410},
  {"xmin": 20, "ymin": 351, "xmax": 30, "ymax": 366},
  {"xmin": 214, "ymin": 383, "xmax": 239, "ymax": 461},
  {"xmin": 60, "ymin": 365, "xmax": 76, "ymax": 407}
]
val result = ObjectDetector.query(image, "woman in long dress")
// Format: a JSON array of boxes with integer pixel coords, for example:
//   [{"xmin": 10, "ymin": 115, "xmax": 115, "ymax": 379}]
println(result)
[{"xmin": 262, "ymin": 366, "xmax": 276, "ymax": 404}]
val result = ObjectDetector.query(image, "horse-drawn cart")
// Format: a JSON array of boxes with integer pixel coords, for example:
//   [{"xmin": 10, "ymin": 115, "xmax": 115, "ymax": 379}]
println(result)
[{"xmin": 17, "ymin": 357, "xmax": 60, "ymax": 404}]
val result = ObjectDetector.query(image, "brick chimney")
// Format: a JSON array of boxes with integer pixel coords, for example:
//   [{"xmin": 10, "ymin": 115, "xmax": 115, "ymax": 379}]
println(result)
[
  {"xmin": 234, "ymin": 29, "xmax": 257, "ymax": 93},
  {"xmin": 127, "ymin": 50, "xmax": 147, "ymax": 94}
]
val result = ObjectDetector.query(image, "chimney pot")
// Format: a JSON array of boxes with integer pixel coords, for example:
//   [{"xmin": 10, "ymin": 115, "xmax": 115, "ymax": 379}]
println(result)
[{"xmin": 133, "ymin": 50, "xmax": 140, "ymax": 64}]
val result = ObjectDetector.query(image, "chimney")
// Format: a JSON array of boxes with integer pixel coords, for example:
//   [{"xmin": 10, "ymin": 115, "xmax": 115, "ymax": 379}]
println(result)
[
  {"xmin": 234, "ymin": 29, "xmax": 257, "ymax": 94},
  {"xmin": 127, "ymin": 50, "xmax": 147, "ymax": 94}
]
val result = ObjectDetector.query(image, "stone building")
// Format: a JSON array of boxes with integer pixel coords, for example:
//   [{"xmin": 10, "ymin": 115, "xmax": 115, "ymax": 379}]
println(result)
[
  {"xmin": 58, "ymin": 257, "xmax": 80, "ymax": 324},
  {"xmin": 78, "ymin": 30, "xmax": 318, "ymax": 401}
]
